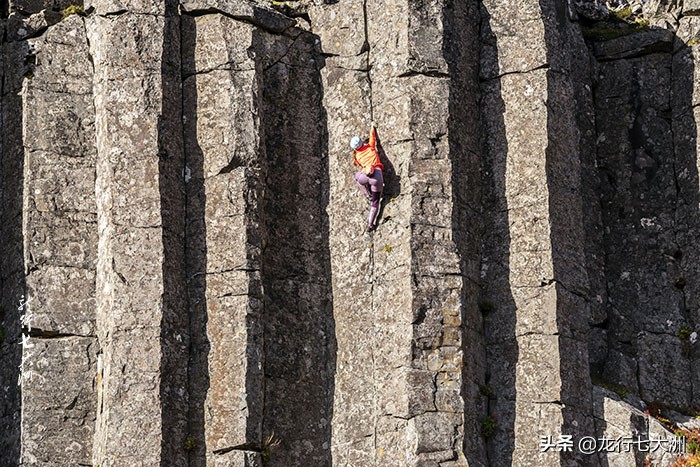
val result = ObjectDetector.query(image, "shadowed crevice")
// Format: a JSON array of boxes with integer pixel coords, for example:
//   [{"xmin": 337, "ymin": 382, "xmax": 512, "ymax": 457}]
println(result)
[
  {"xmin": 0, "ymin": 28, "xmax": 27, "ymax": 467},
  {"xmin": 479, "ymin": 3, "xmax": 519, "ymax": 465},
  {"xmin": 181, "ymin": 13, "xmax": 209, "ymax": 467},
  {"xmin": 159, "ymin": 5, "xmax": 190, "ymax": 467},
  {"xmin": 442, "ymin": 0, "xmax": 488, "ymax": 464},
  {"xmin": 539, "ymin": 2, "xmax": 597, "ymax": 465}
]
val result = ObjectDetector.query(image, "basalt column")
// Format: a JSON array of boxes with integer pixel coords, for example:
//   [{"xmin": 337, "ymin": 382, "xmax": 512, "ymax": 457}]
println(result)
[
  {"xmin": 87, "ymin": 2, "xmax": 189, "ymax": 465},
  {"xmin": 181, "ymin": 7, "xmax": 335, "ymax": 465},
  {"xmin": 592, "ymin": 28, "xmax": 691, "ymax": 406},
  {"xmin": 311, "ymin": 1, "xmax": 376, "ymax": 465},
  {"xmin": 18, "ymin": 16, "xmax": 98, "ymax": 466},
  {"xmin": 674, "ymin": 19, "xmax": 700, "ymax": 409},
  {"xmin": 258, "ymin": 22, "xmax": 335, "ymax": 467},
  {"xmin": 367, "ymin": 0, "xmax": 484, "ymax": 464},
  {"xmin": 313, "ymin": 0, "xmax": 483, "ymax": 464},
  {"xmin": 480, "ymin": 1, "xmax": 594, "ymax": 465},
  {"xmin": 182, "ymin": 13, "xmax": 268, "ymax": 466}
]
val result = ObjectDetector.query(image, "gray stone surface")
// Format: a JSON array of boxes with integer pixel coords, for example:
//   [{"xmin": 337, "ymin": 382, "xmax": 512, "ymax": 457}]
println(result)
[
  {"xmin": 321, "ymin": 54, "xmax": 376, "ymax": 466},
  {"xmin": 87, "ymin": 7, "xmax": 188, "ymax": 467},
  {"xmin": 673, "ymin": 38, "xmax": 700, "ymax": 410},
  {"xmin": 593, "ymin": 386, "xmax": 680, "ymax": 467},
  {"xmin": 676, "ymin": 15, "xmax": 700, "ymax": 44},
  {"xmin": 184, "ymin": 11, "xmax": 335, "ymax": 467},
  {"xmin": 668, "ymin": 408, "xmax": 700, "ymax": 431},
  {"xmin": 212, "ymin": 450, "xmax": 263, "ymax": 467},
  {"xmin": 481, "ymin": 2, "xmax": 597, "ymax": 466},
  {"xmin": 18, "ymin": 16, "xmax": 98, "ymax": 467},
  {"xmin": 6, "ymin": 10, "xmax": 62, "ymax": 42},
  {"xmin": 23, "ymin": 15, "xmax": 96, "ymax": 336},
  {"xmin": 21, "ymin": 337, "xmax": 96, "ymax": 466},
  {"xmin": 3, "ymin": 1, "xmax": 700, "ymax": 466},
  {"xmin": 480, "ymin": 0, "xmax": 549, "ymax": 79},
  {"xmin": 684, "ymin": 0, "xmax": 700, "ymax": 16},
  {"xmin": 258, "ymin": 26, "xmax": 334, "ymax": 467},
  {"xmin": 638, "ymin": 332, "xmax": 692, "ymax": 407},
  {"xmin": 594, "ymin": 37, "xmax": 697, "ymax": 410},
  {"xmin": 592, "ymin": 29, "xmax": 674, "ymax": 61},
  {"xmin": 180, "ymin": 0, "xmax": 296, "ymax": 33},
  {"xmin": 309, "ymin": 0, "xmax": 365, "ymax": 57},
  {"xmin": 0, "ymin": 20, "xmax": 25, "ymax": 467},
  {"xmin": 574, "ymin": 0, "xmax": 610, "ymax": 20}
]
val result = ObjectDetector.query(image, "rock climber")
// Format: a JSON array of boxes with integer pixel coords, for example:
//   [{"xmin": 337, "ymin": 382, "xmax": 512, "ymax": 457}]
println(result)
[{"xmin": 350, "ymin": 122, "xmax": 384, "ymax": 232}]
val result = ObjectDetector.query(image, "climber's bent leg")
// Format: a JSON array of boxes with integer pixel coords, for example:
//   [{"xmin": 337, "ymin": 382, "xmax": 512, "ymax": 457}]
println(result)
[
  {"xmin": 368, "ymin": 190, "xmax": 381, "ymax": 228},
  {"xmin": 354, "ymin": 171, "xmax": 371, "ymax": 199},
  {"xmin": 366, "ymin": 169, "xmax": 384, "ymax": 229},
  {"xmin": 367, "ymin": 168, "xmax": 384, "ymax": 193}
]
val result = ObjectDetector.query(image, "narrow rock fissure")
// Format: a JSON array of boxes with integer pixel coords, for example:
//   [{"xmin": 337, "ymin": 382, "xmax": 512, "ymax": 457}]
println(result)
[
  {"xmin": 480, "ymin": 62, "xmax": 550, "ymax": 82},
  {"xmin": 212, "ymin": 443, "xmax": 261, "ymax": 455},
  {"xmin": 26, "ymin": 328, "xmax": 95, "ymax": 339},
  {"xmin": 397, "ymin": 70, "xmax": 451, "ymax": 79}
]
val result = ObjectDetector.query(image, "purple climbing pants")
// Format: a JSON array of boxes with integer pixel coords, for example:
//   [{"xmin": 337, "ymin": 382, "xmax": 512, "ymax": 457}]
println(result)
[{"xmin": 354, "ymin": 168, "xmax": 384, "ymax": 228}]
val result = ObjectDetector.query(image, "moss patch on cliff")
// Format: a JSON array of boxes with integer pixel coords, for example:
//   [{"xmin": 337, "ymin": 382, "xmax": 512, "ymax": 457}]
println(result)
[
  {"xmin": 60, "ymin": 4, "xmax": 84, "ymax": 19},
  {"xmin": 581, "ymin": 7, "xmax": 651, "ymax": 42},
  {"xmin": 591, "ymin": 373, "xmax": 631, "ymax": 399}
]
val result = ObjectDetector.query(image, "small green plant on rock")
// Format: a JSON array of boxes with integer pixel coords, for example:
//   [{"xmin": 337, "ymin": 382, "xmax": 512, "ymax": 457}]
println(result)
[
  {"xmin": 581, "ymin": 6, "xmax": 651, "ymax": 42},
  {"xmin": 481, "ymin": 416, "xmax": 497, "ymax": 438},
  {"xmin": 611, "ymin": 6, "xmax": 633, "ymax": 21},
  {"xmin": 261, "ymin": 432, "xmax": 281, "ymax": 462},
  {"xmin": 61, "ymin": 4, "xmax": 84, "ymax": 19},
  {"xmin": 679, "ymin": 326, "xmax": 692, "ymax": 341},
  {"xmin": 382, "ymin": 244, "xmax": 393, "ymax": 254},
  {"xmin": 183, "ymin": 435, "xmax": 197, "ymax": 451},
  {"xmin": 591, "ymin": 373, "xmax": 630, "ymax": 399},
  {"xmin": 478, "ymin": 383, "xmax": 492, "ymax": 397}
]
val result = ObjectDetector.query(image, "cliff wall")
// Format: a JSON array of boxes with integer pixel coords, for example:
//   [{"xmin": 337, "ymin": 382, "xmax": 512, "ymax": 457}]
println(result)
[{"xmin": 0, "ymin": 0, "xmax": 697, "ymax": 466}]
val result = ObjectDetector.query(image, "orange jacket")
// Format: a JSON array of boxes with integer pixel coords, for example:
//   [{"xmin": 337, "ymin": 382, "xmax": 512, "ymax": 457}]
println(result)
[{"xmin": 353, "ymin": 128, "xmax": 384, "ymax": 174}]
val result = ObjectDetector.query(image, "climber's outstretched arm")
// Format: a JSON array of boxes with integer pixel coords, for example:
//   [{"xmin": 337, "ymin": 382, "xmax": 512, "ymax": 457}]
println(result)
[{"xmin": 369, "ymin": 122, "xmax": 377, "ymax": 148}]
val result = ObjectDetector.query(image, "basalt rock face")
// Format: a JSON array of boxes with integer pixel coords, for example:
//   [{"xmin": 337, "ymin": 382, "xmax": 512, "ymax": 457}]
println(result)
[{"xmin": 0, "ymin": 1, "xmax": 697, "ymax": 467}]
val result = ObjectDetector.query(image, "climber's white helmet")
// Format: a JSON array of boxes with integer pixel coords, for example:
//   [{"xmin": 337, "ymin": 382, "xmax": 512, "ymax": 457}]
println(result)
[{"xmin": 350, "ymin": 136, "xmax": 362, "ymax": 150}]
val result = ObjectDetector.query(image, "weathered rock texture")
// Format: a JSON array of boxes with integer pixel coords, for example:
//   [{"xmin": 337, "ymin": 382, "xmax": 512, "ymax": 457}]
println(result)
[
  {"xmin": 87, "ymin": 2, "xmax": 189, "ymax": 466},
  {"xmin": 20, "ymin": 15, "xmax": 97, "ymax": 466},
  {"xmin": 0, "ymin": 0, "xmax": 697, "ymax": 466}
]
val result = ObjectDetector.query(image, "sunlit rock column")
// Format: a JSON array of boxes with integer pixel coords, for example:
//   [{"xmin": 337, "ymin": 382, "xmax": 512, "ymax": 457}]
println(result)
[
  {"xmin": 313, "ymin": 0, "xmax": 483, "ymax": 464},
  {"xmin": 310, "ymin": 2, "xmax": 377, "ymax": 465},
  {"xmin": 87, "ymin": 1, "xmax": 189, "ymax": 465},
  {"xmin": 181, "ymin": 12, "xmax": 268, "ymax": 466},
  {"xmin": 365, "ymin": 1, "xmax": 420, "ymax": 463},
  {"xmin": 11, "ymin": 16, "xmax": 98, "ymax": 467},
  {"xmin": 365, "ymin": 0, "xmax": 483, "ymax": 464},
  {"xmin": 480, "ymin": 1, "xmax": 593, "ymax": 465}
]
